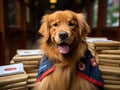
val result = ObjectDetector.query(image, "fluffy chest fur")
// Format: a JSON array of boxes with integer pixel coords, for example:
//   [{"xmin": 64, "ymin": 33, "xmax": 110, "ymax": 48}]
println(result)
[{"xmin": 36, "ymin": 64, "xmax": 98, "ymax": 90}]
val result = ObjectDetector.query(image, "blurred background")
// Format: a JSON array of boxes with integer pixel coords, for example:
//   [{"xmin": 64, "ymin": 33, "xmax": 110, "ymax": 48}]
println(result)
[{"xmin": 0, "ymin": 0, "xmax": 120, "ymax": 65}]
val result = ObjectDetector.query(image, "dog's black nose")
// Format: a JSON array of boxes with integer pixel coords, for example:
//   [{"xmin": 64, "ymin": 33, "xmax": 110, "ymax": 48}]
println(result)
[{"xmin": 59, "ymin": 32, "xmax": 68, "ymax": 40}]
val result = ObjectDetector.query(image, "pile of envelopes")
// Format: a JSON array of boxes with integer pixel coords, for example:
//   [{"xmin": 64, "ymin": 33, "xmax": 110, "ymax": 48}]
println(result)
[
  {"xmin": 87, "ymin": 37, "xmax": 120, "ymax": 90},
  {"xmin": 11, "ymin": 49, "xmax": 43, "ymax": 90},
  {"xmin": 0, "ymin": 63, "xmax": 28, "ymax": 90}
]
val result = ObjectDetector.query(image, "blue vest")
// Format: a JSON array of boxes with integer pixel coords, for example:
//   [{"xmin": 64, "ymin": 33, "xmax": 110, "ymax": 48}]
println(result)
[{"xmin": 37, "ymin": 49, "xmax": 104, "ymax": 89}]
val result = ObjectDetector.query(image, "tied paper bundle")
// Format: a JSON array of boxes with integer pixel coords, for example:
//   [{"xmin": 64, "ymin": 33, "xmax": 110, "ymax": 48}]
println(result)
[
  {"xmin": 87, "ymin": 37, "xmax": 120, "ymax": 90},
  {"xmin": 0, "ymin": 63, "xmax": 27, "ymax": 90},
  {"xmin": 87, "ymin": 37, "xmax": 120, "ymax": 59},
  {"xmin": 27, "ymin": 72, "xmax": 37, "ymax": 88},
  {"xmin": 97, "ymin": 50, "xmax": 120, "ymax": 67},
  {"xmin": 11, "ymin": 49, "xmax": 44, "ymax": 90}
]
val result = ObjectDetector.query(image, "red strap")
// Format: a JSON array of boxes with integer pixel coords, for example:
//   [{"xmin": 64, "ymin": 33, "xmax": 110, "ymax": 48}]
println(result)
[
  {"xmin": 77, "ymin": 72, "xmax": 104, "ymax": 87},
  {"xmin": 37, "ymin": 67, "xmax": 55, "ymax": 82}
]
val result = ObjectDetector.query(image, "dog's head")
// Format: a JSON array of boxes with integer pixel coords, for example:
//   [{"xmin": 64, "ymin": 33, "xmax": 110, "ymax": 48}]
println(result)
[{"xmin": 39, "ymin": 10, "xmax": 90, "ymax": 62}]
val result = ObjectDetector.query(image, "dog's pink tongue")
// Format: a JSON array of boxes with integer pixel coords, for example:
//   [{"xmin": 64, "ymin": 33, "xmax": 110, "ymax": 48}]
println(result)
[{"xmin": 58, "ymin": 45, "xmax": 70, "ymax": 54}]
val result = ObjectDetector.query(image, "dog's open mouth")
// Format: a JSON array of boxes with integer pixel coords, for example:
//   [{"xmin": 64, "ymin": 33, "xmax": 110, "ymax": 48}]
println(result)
[{"xmin": 57, "ymin": 43, "xmax": 70, "ymax": 54}]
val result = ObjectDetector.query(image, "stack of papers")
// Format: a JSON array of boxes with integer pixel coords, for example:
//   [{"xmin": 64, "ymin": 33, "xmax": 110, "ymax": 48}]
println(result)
[
  {"xmin": 87, "ymin": 37, "xmax": 120, "ymax": 90},
  {"xmin": 0, "ymin": 63, "xmax": 27, "ymax": 90},
  {"xmin": 87, "ymin": 37, "xmax": 120, "ymax": 60},
  {"xmin": 11, "ymin": 49, "xmax": 43, "ymax": 90}
]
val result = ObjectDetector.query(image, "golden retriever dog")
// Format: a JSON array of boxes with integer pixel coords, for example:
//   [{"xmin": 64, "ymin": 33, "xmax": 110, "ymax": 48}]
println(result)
[{"xmin": 35, "ymin": 10, "xmax": 104, "ymax": 90}]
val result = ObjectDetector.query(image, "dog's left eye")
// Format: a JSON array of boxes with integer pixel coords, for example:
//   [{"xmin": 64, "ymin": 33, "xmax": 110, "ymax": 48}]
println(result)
[{"xmin": 68, "ymin": 21, "xmax": 75, "ymax": 27}]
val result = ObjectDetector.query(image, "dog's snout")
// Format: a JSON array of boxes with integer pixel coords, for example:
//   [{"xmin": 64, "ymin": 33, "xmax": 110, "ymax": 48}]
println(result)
[{"xmin": 59, "ymin": 32, "xmax": 68, "ymax": 40}]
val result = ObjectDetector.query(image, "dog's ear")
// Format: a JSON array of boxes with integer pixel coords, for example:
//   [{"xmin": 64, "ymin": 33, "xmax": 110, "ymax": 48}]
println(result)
[
  {"xmin": 76, "ymin": 13, "xmax": 90, "ymax": 41},
  {"xmin": 38, "ymin": 15, "xmax": 50, "ymax": 42}
]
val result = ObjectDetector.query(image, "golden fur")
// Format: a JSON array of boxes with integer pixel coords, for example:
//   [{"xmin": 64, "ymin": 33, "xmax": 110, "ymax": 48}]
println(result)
[{"xmin": 35, "ymin": 10, "xmax": 99, "ymax": 90}]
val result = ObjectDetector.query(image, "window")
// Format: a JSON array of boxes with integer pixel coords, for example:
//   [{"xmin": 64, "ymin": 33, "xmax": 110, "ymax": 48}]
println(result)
[
  {"xmin": 92, "ymin": 0, "xmax": 98, "ymax": 27},
  {"xmin": 8, "ymin": 0, "xmax": 16, "ymax": 26},
  {"xmin": 106, "ymin": 0, "xmax": 120, "ymax": 27},
  {"xmin": 8, "ymin": 0, "xmax": 21, "ymax": 27}
]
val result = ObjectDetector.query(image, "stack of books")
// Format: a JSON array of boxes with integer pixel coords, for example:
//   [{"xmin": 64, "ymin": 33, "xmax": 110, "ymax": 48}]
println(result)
[
  {"xmin": 98, "ymin": 50, "xmax": 120, "ymax": 67},
  {"xmin": 27, "ymin": 72, "xmax": 37, "ymax": 89},
  {"xmin": 11, "ymin": 49, "xmax": 44, "ymax": 90},
  {"xmin": 87, "ymin": 37, "xmax": 120, "ymax": 90},
  {"xmin": 0, "ymin": 63, "xmax": 28, "ymax": 90}
]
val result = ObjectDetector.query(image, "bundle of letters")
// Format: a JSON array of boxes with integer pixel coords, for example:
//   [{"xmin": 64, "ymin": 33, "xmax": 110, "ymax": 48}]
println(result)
[
  {"xmin": 87, "ymin": 37, "xmax": 120, "ymax": 90},
  {"xmin": 11, "ymin": 49, "xmax": 44, "ymax": 90},
  {"xmin": 0, "ymin": 63, "xmax": 28, "ymax": 90}
]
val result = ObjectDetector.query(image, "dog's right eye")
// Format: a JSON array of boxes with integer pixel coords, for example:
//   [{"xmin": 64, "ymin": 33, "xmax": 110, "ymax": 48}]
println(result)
[{"xmin": 53, "ymin": 22, "xmax": 58, "ymax": 27}]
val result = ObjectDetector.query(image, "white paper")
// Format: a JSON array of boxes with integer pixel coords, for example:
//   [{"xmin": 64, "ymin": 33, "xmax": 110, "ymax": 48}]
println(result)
[
  {"xmin": 0, "ymin": 63, "xmax": 24, "ymax": 76},
  {"xmin": 86, "ymin": 37, "xmax": 113, "ymax": 42},
  {"xmin": 17, "ymin": 49, "xmax": 44, "ymax": 56}
]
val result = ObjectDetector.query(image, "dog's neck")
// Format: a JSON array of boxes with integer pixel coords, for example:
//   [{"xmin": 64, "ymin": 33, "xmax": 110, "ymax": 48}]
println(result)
[{"xmin": 41, "ymin": 41, "xmax": 87, "ymax": 67}]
